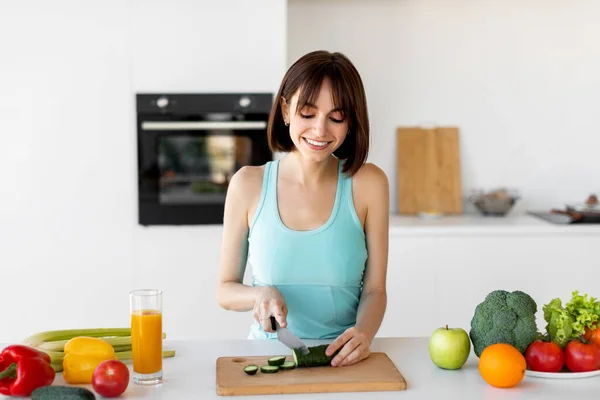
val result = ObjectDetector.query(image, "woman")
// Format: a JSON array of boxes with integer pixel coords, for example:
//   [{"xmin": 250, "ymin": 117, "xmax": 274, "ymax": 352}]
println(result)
[{"xmin": 217, "ymin": 50, "xmax": 389, "ymax": 367}]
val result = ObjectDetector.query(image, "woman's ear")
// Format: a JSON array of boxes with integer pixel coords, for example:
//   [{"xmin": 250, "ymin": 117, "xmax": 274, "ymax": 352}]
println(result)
[{"xmin": 280, "ymin": 96, "xmax": 290, "ymax": 125}]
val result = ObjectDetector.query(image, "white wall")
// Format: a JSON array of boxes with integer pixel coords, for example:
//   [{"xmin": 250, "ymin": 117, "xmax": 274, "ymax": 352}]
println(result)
[
  {"xmin": 0, "ymin": 0, "xmax": 286, "ymax": 343},
  {"xmin": 131, "ymin": 1, "xmax": 286, "ymax": 93},
  {"xmin": 288, "ymin": 0, "xmax": 600, "ymax": 213}
]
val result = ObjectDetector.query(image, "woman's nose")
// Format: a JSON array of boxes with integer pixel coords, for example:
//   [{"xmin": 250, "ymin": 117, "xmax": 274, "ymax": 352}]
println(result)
[{"xmin": 312, "ymin": 116, "xmax": 327, "ymax": 137}]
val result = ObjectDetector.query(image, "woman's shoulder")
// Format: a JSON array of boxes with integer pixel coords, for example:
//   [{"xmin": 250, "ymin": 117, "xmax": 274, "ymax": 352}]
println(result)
[
  {"xmin": 352, "ymin": 162, "xmax": 389, "ymax": 188},
  {"xmin": 351, "ymin": 163, "xmax": 389, "ymax": 221},
  {"xmin": 224, "ymin": 164, "xmax": 271, "ymax": 227},
  {"xmin": 228, "ymin": 164, "xmax": 267, "ymax": 197},
  {"xmin": 231, "ymin": 164, "xmax": 267, "ymax": 183},
  {"xmin": 347, "ymin": 162, "xmax": 389, "ymax": 221}
]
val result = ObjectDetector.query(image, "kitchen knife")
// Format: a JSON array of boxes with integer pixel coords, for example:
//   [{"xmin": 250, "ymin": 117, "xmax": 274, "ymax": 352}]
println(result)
[{"xmin": 270, "ymin": 316, "xmax": 309, "ymax": 355}]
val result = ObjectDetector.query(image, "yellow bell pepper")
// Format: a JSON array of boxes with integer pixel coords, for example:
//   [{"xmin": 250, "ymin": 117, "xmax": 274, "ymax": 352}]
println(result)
[{"xmin": 62, "ymin": 337, "xmax": 116, "ymax": 383}]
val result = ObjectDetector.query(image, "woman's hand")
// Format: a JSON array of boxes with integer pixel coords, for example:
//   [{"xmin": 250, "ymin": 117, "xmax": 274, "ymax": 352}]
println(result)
[
  {"xmin": 326, "ymin": 327, "xmax": 372, "ymax": 367},
  {"xmin": 253, "ymin": 286, "xmax": 288, "ymax": 333}
]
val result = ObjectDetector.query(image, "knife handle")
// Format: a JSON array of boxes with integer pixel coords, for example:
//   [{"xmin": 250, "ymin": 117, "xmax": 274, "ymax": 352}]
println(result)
[{"xmin": 270, "ymin": 316, "xmax": 276, "ymax": 331}]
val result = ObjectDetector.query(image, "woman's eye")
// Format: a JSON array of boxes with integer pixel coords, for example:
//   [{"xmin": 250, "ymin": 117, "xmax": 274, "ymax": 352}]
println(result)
[
  {"xmin": 300, "ymin": 114, "xmax": 314, "ymax": 119},
  {"xmin": 330, "ymin": 117, "xmax": 344, "ymax": 124}
]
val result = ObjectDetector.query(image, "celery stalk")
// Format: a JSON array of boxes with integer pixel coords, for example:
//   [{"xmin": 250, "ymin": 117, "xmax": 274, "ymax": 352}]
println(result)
[
  {"xmin": 37, "ymin": 336, "xmax": 131, "ymax": 351},
  {"xmin": 51, "ymin": 360, "xmax": 63, "ymax": 372},
  {"xmin": 39, "ymin": 350, "xmax": 65, "ymax": 364},
  {"xmin": 115, "ymin": 350, "xmax": 176, "ymax": 362},
  {"xmin": 23, "ymin": 328, "xmax": 131, "ymax": 347},
  {"xmin": 112, "ymin": 344, "xmax": 133, "ymax": 353},
  {"xmin": 36, "ymin": 333, "xmax": 166, "ymax": 352}
]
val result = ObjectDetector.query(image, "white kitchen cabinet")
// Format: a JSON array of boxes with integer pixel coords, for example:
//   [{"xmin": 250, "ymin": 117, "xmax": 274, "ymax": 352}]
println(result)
[
  {"xmin": 377, "ymin": 214, "xmax": 600, "ymax": 339},
  {"xmin": 379, "ymin": 238, "xmax": 439, "ymax": 338}
]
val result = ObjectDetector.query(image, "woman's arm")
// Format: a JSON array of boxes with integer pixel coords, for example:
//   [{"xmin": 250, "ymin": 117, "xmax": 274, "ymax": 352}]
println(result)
[
  {"xmin": 354, "ymin": 164, "xmax": 389, "ymax": 341},
  {"xmin": 216, "ymin": 166, "xmax": 289, "ymax": 330},
  {"xmin": 216, "ymin": 166, "xmax": 257, "ymax": 312},
  {"xmin": 327, "ymin": 163, "xmax": 389, "ymax": 366}
]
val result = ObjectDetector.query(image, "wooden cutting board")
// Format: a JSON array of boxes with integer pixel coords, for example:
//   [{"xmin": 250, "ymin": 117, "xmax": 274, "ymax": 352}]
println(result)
[
  {"xmin": 216, "ymin": 353, "xmax": 406, "ymax": 396},
  {"xmin": 397, "ymin": 126, "xmax": 463, "ymax": 215}
]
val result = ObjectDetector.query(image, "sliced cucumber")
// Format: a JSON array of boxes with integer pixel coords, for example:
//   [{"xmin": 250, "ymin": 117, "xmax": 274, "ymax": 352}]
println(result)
[
  {"xmin": 267, "ymin": 356, "xmax": 286, "ymax": 366},
  {"xmin": 261, "ymin": 365, "xmax": 280, "ymax": 373},
  {"xmin": 280, "ymin": 361, "xmax": 296, "ymax": 370},
  {"xmin": 243, "ymin": 365, "xmax": 259, "ymax": 375},
  {"xmin": 293, "ymin": 344, "xmax": 340, "ymax": 368}
]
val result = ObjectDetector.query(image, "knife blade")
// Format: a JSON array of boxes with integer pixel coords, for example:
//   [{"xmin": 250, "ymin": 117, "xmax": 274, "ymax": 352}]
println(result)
[{"xmin": 270, "ymin": 316, "xmax": 309, "ymax": 355}]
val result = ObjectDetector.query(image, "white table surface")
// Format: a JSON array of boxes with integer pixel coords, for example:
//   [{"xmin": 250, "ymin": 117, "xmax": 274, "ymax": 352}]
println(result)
[{"xmin": 2, "ymin": 337, "xmax": 598, "ymax": 399}]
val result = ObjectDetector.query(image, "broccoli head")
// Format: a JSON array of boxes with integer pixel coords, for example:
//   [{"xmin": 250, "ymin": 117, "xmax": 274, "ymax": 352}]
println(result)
[{"xmin": 469, "ymin": 290, "xmax": 538, "ymax": 357}]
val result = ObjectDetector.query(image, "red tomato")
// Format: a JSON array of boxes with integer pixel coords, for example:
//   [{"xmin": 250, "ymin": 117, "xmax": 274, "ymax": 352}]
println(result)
[
  {"xmin": 565, "ymin": 340, "xmax": 600, "ymax": 373},
  {"xmin": 584, "ymin": 325, "xmax": 600, "ymax": 348},
  {"xmin": 525, "ymin": 340, "xmax": 565, "ymax": 372},
  {"xmin": 92, "ymin": 360, "xmax": 130, "ymax": 398}
]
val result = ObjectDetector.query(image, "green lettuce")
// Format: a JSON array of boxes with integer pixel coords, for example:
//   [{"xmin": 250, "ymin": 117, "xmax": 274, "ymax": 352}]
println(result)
[
  {"xmin": 543, "ymin": 291, "xmax": 600, "ymax": 347},
  {"xmin": 565, "ymin": 291, "xmax": 600, "ymax": 334},
  {"xmin": 543, "ymin": 298, "xmax": 574, "ymax": 347}
]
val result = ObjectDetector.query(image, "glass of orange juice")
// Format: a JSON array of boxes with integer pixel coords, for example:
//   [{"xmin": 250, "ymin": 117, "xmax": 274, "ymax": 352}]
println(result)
[{"xmin": 129, "ymin": 289, "xmax": 163, "ymax": 385}]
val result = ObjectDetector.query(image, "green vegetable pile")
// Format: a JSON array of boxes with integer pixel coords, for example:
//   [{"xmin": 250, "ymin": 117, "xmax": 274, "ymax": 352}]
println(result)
[
  {"xmin": 469, "ymin": 290, "xmax": 538, "ymax": 357},
  {"xmin": 542, "ymin": 290, "xmax": 600, "ymax": 347}
]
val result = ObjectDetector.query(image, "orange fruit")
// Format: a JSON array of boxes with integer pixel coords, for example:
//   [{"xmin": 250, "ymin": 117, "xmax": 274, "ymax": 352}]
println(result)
[{"xmin": 478, "ymin": 343, "xmax": 526, "ymax": 388}]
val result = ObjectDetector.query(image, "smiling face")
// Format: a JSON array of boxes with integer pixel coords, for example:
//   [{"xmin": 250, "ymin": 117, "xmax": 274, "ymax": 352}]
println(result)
[
  {"xmin": 267, "ymin": 51, "xmax": 370, "ymax": 176},
  {"xmin": 281, "ymin": 78, "xmax": 349, "ymax": 163}
]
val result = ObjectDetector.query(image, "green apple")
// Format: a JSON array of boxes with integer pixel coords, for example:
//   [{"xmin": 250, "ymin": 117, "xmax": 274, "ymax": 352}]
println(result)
[{"xmin": 429, "ymin": 325, "xmax": 471, "ymax": 370}]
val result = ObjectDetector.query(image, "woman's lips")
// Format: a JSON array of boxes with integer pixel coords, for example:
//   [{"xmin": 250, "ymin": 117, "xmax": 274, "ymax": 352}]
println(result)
[{"xmin": 303, "ymin": 137, "xmax": 331, "ymax": 151}]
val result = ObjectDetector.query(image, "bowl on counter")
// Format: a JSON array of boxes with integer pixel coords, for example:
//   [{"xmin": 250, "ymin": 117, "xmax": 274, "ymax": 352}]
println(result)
[{"xmin": 467, "ymin": 188, "xmax": 521, "ymax": 216}]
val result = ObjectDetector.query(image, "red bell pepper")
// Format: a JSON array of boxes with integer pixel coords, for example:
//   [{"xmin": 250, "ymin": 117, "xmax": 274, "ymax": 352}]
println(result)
[{"xmin": 0, "ymin": 345, "xmax": 55, "ymax": 396}]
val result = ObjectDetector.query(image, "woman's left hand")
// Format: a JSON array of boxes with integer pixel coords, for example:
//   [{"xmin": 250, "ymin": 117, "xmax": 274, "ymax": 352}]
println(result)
[{"xmin": 325, "ymin": 327, "xmax": 372, "ymax": 367}]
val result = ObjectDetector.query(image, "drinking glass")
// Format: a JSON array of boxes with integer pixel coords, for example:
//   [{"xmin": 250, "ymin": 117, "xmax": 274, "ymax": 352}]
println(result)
[{"xmin": 129, "ymin": 289, "xmax": 163, "ymax": 385}]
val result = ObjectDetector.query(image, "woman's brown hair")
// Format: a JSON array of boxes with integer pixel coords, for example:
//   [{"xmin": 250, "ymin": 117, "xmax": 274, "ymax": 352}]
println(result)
[{"xmin": 267, "ymin": 50, "xmax": 369, "ymax": 176}]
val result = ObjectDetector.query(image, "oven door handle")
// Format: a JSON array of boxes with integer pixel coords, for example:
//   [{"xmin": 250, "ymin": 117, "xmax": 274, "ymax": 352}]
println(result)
[{"xmin": 141, "ymin": 121, "xmax": 267, "ymax": 131}]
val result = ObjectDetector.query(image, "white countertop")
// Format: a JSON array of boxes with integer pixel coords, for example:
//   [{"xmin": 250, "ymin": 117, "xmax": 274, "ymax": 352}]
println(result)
[
  {"xmin": 389, "ymin": 213, "xmax": 600, "ymax": 236},
  {"xmin": 3, "ymin": 337, "xmax": 597, "ymax": 399}
]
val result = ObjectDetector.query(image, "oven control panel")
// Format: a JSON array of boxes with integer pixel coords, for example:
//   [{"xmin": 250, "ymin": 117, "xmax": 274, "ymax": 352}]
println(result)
[{"xmin": 137, "ymin": 93, "xmax": 273, "ymax": 115}]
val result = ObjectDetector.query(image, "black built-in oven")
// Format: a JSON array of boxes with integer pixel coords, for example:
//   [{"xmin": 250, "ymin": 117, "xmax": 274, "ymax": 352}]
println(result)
[{"xmin": 136, "ymin": 93, "xmax": 273, "ymax": 225}]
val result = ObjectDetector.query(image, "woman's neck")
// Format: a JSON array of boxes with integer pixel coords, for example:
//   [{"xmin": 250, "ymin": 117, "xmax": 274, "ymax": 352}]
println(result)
[{"xmin": 280, "ymin": 152, "xmax": 338, "ymax": 188}]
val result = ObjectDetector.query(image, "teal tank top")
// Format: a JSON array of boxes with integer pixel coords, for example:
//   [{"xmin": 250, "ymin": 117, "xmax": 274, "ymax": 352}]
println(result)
[{"xmin": 246, "ymin": 159, "xmax": 368, "ymax": 340}]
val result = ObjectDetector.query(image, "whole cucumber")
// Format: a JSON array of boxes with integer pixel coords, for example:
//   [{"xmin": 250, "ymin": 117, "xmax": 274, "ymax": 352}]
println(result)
[
  {"xmin": 31, "ymin": 385, "xmax": 96, "ymax": 400},
  {"xmin": 293, "ymin": 344, "xmax": 340, "ymax": 367}
]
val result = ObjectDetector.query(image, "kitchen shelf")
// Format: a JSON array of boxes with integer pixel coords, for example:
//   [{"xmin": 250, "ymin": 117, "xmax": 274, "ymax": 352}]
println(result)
[{"xmin": 388, "ymin": 213, "xmax": 600, "ymax": 236}]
